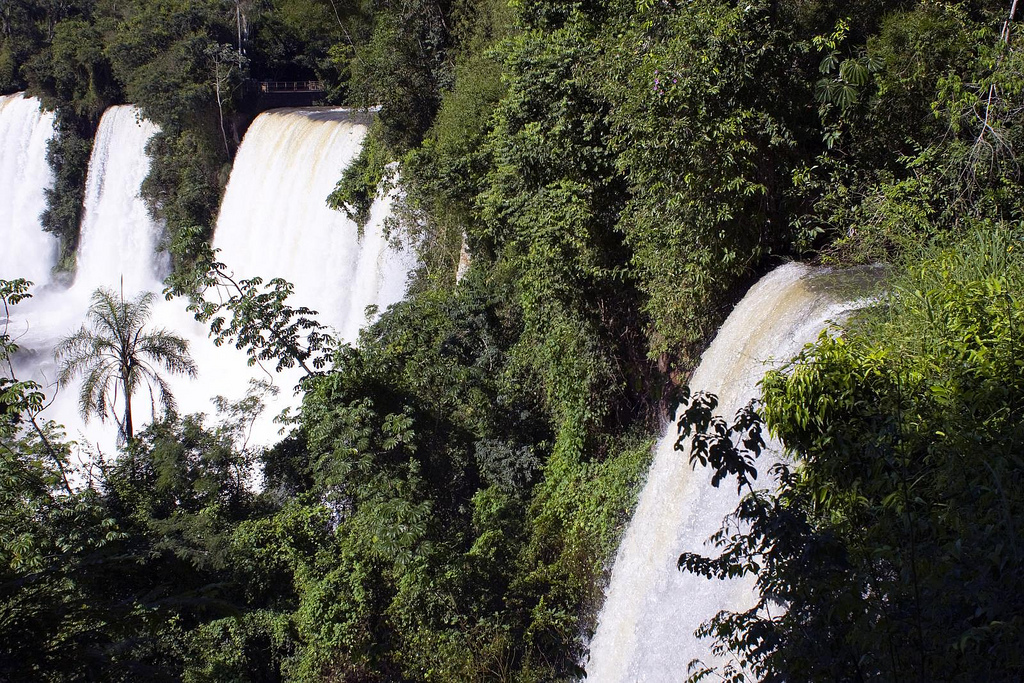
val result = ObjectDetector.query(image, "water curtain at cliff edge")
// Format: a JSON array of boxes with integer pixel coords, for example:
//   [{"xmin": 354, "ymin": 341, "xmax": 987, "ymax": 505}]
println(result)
[
  {"xmin": 0, "ymin": 93, "xmax": 57, "ymax": 285},
  {"xmin": 586, "ymin": 263, "xmax": 876, "ymax": 682},
  {"xmin": 8, "ymin": 104, "xmax": 175, "ymax": 449},
  {"xmin": 74, "ymin": 105, "xmax": 167, "ymax": 296},
  {"xmin": 213, "ymin": 108, "xmax": 413, "ymax": 340},
  {"xmin": 10, "ymin": 105, "xmax": 164, "ymax": 361}
]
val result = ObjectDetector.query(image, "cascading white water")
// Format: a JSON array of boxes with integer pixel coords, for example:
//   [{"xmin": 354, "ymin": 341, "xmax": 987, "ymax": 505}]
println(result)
[
  {"xmin": 74, "ymin": 106, "xmax": 167, "ymax": 294},
  {"xmin": 11, "ymin": 105, "xmax": 163, "ymax": 348},
  {"xmin": 0, "ymin": 93, "xmax": 57, "ymax": 285},
  {"xmin": 586, "ymin": 263, "xmax": 874, "ymax": 682},
  {"xmin": 9, "ymin": 104, "xmax": 169, "ymax": 447},
  {"xmin": 5, "ymin": 103, "xmax": 413, "ymax": 452},
  {"xmin": 180, "ymin": 107, "xmax": 414, "ymax": 444},
  {"xmin": 213, "ymin": 108, "xmax": 412, "ymax": 337}
]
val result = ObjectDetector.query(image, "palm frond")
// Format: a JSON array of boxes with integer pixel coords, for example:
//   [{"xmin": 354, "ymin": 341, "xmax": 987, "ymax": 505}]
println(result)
[
  {"xmin": 139, "ymin": 364, "xmax": 177, "ymax": 418},
  {"xmin": 141, "ymin": 328, "xmax": 196, "ymax": 357}
]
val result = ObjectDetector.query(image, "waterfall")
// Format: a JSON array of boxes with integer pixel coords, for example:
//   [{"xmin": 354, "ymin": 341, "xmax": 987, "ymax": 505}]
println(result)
[
  {"xmin": 213, "ymin": 108, "xmax": 413, "ymax": 338},
  {"xmin": 11, "ymin": 105, "xmax": 162, "ymax": 352},
  {"xmin": 5, "ymin": 103, "xmax": 412, "ymax": 452},
  {"xmin": 74, "ymin": 105, "xmax": 167, "ymax": 294},
  {"xmin": 0, "ymin": 93, "xmax": 57, "ymax": 285},
  {"xmin": 586, "ymin": 263, "xmax": 875, "ymax": 682},
  {"xmin": 188, "ymin": 107, "xmax": 414, "ymax": 445},
  {"xmin": 9, "ymin": 104, "xmax": 169, "ymax": 447}
]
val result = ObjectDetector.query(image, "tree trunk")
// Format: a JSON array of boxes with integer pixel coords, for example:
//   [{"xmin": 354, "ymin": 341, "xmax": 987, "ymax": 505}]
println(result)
[
  {"xmin": 236, "ymin": 2, "xmax": 244, "ymax": 68},
  {"xmin": 214, "ymin": 59, "xmax": 231, "ymax": 158},
  {"xmin": 122, "ymin": 374, "xmax": 133, "ymax": 442},
  {"xmin": 1003, "ymin": 0, "xmax": 1020, "ymax": 42}
]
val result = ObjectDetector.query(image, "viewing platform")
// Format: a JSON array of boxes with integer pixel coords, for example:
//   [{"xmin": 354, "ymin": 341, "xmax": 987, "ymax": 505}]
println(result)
[
  {"xmin": 257, "ymin": 80, "xmax": 325, "ymax": 94},
  {"xmin": 249, "ymin": 80, "xmax": 327, "ymax": 110}
]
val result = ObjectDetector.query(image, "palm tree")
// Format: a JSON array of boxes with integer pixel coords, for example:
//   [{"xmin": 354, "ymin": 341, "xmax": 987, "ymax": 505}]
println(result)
[{"xmin": 56, "ymin": 287, "xmax": 198, "ymax": 443}]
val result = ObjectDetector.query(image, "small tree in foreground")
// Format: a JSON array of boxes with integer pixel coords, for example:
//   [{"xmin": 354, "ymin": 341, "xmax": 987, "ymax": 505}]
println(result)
[{"xmin": 57, "ymin": 287, "xmax": 198, "ymax": 443}]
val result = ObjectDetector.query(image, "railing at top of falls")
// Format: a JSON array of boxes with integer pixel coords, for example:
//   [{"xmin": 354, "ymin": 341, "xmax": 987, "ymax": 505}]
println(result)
[{"xmin": 257, "ymin": 80, "xmax": 325, "ymax": 93}]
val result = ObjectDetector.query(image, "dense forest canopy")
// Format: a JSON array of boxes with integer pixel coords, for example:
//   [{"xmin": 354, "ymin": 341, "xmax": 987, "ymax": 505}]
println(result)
[{"xmin": 2, "ymin": 0, "xmax": 1024, "ymax": 680}]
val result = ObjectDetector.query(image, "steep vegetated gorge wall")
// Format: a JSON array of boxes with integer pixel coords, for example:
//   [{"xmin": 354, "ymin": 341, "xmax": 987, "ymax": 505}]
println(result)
[{"xmin": 2, "ymin": 0, "xmax": 1024, "ymax": 681}]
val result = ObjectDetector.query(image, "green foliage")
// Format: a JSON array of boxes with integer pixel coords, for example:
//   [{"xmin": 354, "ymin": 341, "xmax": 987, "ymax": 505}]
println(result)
[
  {"xmin": 7, "ymin": 0, "xmax": 370, "ymax": 272},
  {"xmin": 328, "ymin": 126, "xmax": 391, "ymax": 227},
  {"xmin": 11, "ymin": 1, "xmax": 1024, "ymax": 680},
  {"xmin": 474, "ymin": 17, "xmax": 659, "ymax": 457},
  {"xmin": 854, "ymin": 5, "xmax": 974, "ymax": 153},
  {"xmin": 598, "ymin": 0, "xmax": 810, "ymax": 357},
  {"xmin": 40, "ymin": 108, "xmax": 93, "ymax": 269},
  {"xmin": 11, "ymin": 406, "xmax": 296, "ymax": 682},
  {"xmin": 13, "ymin": 4, "xmax": 116, "ymax": 273},
  {"xmin": 0, "ymin": 1, "xmax": 42, "ymax": 92},
  {"xmin": 249, "ymin": 0, "xmax": 362, "ymax": 99},
  {"xmin": 144, "ymin": 128, "xmax": 226, "ymax": 267},
  {"xmin": 167, "ymin": 247, "xmax": 332, "ymax": 379},
  {"xmin": 1, "ymin": 280, "xmax": 132, "ymax": 681},
  {"xmin": 812, "ymin": 17, "xmax": 883, "ymax": 147},
  {"xmin": 205, "ymin": 263, "xmax": 653, "ymax": 681},
  {"xmin": 0, "ymin": 468, "xmax": 130, "ymax": 681},
  {"xmin": 674, "ymin": 390, "xmax": 763, "ymax": 493},
  {"xmin": 347, "ymin": 0, "xmax": 455, "ymax": 150},
  {"xmin": 794, "ymin": 5, "xmax": 1024, "ymax": 265},
  {"xmin": 24, "ymin": 16, "xmax": 116, "ymax": 119},
  {"xmin": 105, "ymin": 1, "xmax": 237, "ymax": 127},
  {"xmin": 389, "ymin": 27, "xmax": 509, "ymax": 286},
  {"xmin": 184, "ymin": 610, "xmax": 297, "ymax": 683},
  {"xmin": 1, "ymin": 279, "xmax": 43, "ymax": 427},
  {"xmin": 519, "ymin": 431, "xmax": 653, "ymax": 676},
  {"xmin": 122, "ymin": 411, "xmax": 259, "ymax": 524},
  {"xmin": 105, "ymin": 0, "xmax": 248, "ymax": 262}
]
